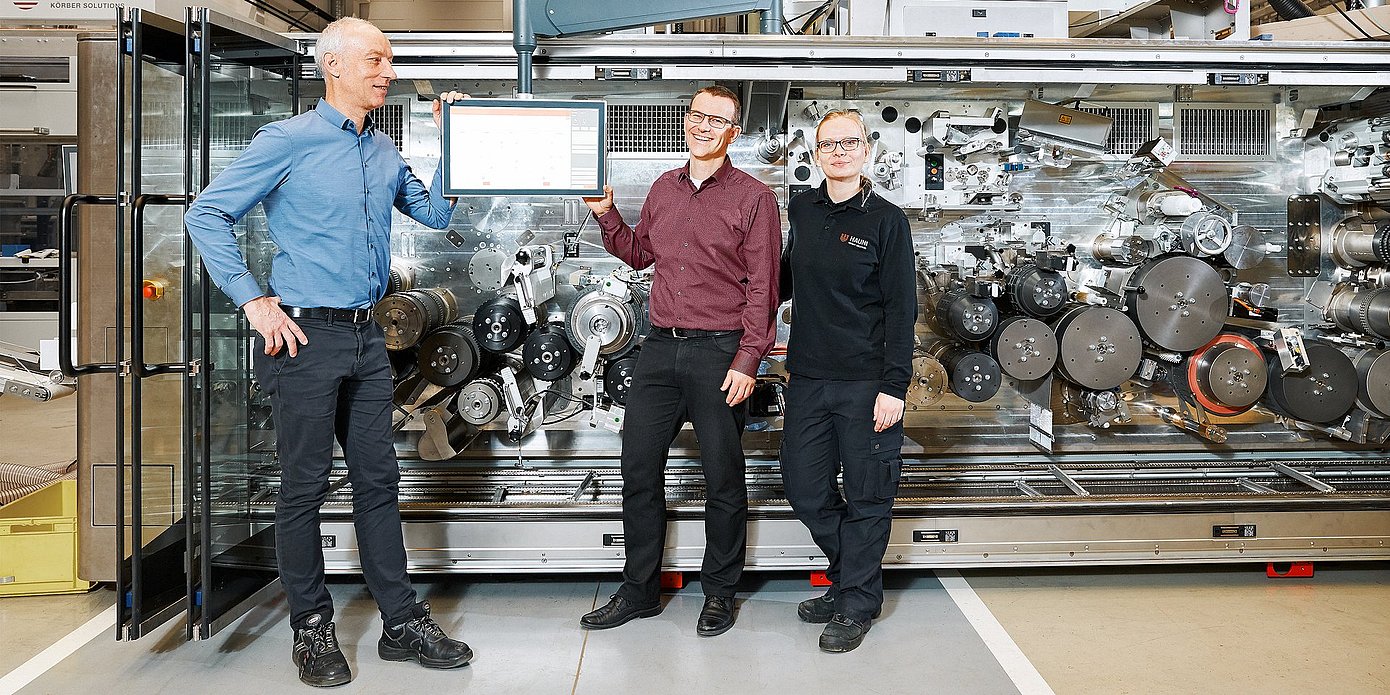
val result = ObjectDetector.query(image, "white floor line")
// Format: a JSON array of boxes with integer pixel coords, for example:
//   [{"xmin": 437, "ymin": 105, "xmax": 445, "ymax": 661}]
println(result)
[
  {"xmin": 0, "ymin": 604, "xmax": 116, "ymax": 695},
  {"xmin": 935, "ymin": 569, "xmax": 1056, "ymax": 695}
]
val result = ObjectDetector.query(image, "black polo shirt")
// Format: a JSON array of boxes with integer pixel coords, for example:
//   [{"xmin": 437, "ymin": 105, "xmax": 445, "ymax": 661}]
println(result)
[{"xmin": 780, "ymin": 182, "xmax": 917, "ymax": 399}]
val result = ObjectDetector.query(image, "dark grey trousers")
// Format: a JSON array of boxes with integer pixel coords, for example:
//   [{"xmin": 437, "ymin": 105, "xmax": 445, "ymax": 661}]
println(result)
[
  {"xmin": 253, "ymin": 316, "xmax": 418, "ymax": 631},
  {"xmin": 615, "ymin": 331, "xmax": 748, "ymax": 605},
  {"xmin": 780, "ymin": 376, "xmax": 903, "ymax": 622}
]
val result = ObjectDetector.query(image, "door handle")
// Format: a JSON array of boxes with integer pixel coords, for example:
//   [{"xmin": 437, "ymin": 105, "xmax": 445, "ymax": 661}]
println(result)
[
  {"xmin": 130, "ymin": 193, "xmax": 189, "ymax": 378},
  {"xmin": 58, "ymin": 194, "xmax": 120, "ymax": 378}
]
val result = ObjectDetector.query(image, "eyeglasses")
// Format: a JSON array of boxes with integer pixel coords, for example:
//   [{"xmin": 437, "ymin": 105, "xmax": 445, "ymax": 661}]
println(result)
[
  {"xmin": 816, "ymin": 137, "xmax": 864, "ymax": 153},
  {"xmin": 686, "ymin": 110, "xmax": 736, "ymax": 131}
]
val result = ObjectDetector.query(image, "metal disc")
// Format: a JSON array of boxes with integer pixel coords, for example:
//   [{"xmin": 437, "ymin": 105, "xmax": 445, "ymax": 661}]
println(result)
[
  {"xmin": 418, "ymin": 323, "xmax": 483, "ymax": 388},
  {"xmin": 1188, "ymin": 334, "xmax": 1266, "ymax": 413},
  {"xmin": 1053, "ymin": 305, "xmax": 1142, "ymax": 390},
  {"xmin": 523, "ymin": 324, "xmax": 576, "ymax": 382},
  {"xmin": 1126, "ymin": 255, "xmax": 1227, "ymax": 352},
  {"xmin": 989, "ymin": 316, "xmax": 1058, "ymax": 381},
  {"xmin": 604, "ymin": 355, "xmax": 640, "ymax": 406},
  {"xmin": 1353, "ymin": 348, "xmax": 1390, "ymax": 418},
  {"xmin": 1006, "ymin": 265, "xmax": 1069, "ymax": 318},
  {"xmin": 567, "ymin": 287, "xmax": 641, "ymax": 356},
  {"xmin": 934, "ymin": 289, "xmax": 999, "ymax": 343},
  {"xmin": 1264, "ymin": 343, "xmax": 1357, "ymax": 424},
  {"xmin": 943, "ymin": 350, "xmax": 1001, "ymax": 402},
  {"xmin": 905, "ymin": 355, "xmax": 948, "ymax": 409},
  {"xmin": 467, "ymin": 248, "xmax": 510, "ymax": 292},
  {"xmin": 472, "ymin": 296, "xmax": 530, "ymax": 353},
  {"xmin": 456, "ymin": 376, "xmax": 504, "ymax": 425},
  {"xmin": 1222, "ymin": 225, "xmax": 1266, "ymax": 270},
  {"xmin": 1179, "ymin": 212, "xmax": 1233, "ymax": 256},
  {"xmin": 374, "ymin": 292, "xmax": 430, "ymax": 351}
]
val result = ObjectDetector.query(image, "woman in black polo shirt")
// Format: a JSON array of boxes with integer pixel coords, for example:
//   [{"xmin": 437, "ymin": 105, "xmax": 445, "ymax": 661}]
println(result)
[{"xmin": 779, "ymin": 109, "xmax": 917, "ymax": 653}]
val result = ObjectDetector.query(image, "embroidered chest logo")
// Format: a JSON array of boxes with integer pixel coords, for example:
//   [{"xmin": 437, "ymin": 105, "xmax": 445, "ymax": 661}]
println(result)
[{"xmin": 839, "ymin": 233, "xmax": 869, "ymax": 250}]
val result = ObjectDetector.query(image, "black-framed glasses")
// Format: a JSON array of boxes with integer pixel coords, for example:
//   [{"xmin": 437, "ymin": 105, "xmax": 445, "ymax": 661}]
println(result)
[
  {"xmin": 686, "ymin": 110, "xmax": 735, "ymax": 131},
  {"xmin": 816, "ymin": 137, "xmax": 864, "ymax": 153}
]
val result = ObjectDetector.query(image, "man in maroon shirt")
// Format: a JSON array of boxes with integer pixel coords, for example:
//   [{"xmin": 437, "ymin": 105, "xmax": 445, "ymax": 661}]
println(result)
[{"xmin": 578, "ymin": 85, "xmax": 782, "ymax": 637}]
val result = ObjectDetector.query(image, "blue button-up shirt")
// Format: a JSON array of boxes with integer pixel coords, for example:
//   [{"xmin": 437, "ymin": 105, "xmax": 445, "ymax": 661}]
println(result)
[{"xmin": 185, "ymin": 99, "xmax": 454, "ymax": 309}]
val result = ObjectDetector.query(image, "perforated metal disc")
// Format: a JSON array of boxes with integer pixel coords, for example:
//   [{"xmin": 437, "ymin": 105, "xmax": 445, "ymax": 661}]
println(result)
[
  {"xmin": 457, "ymin": 376, "xmax": 504, "ymax": 425},
  {"xmin": 1264, "ymin": 343, "xmax": 1357, "ymax": 424},
  {"xmin": 1126, "ymin": 255, "xmax": 1227, "ymax": 352},
  {"xmin": 467, "ymin": 248, "xmax": 510, "ymax": 292},
  {"xmin": 905, "ymin": 355, "xmax": 948, "ymax": 409},
  {"xmin": 989, "ymin": 316, "xmax": 1058, "ymax": 381},
  {"xmin": 472, "ymin": 296, "xmax": 529, "ymax": 353},
  {"xmin": 418, "ymin": 324, "xmax": 483, "ymax": 388},
  {"xmin": 567, "ymin": 288, "xmax": 641, "ymax": 356},
  {"xmin": 944, "ymin": 350, "xmax": 1001, "ymax": 403},
  {"xmin": 1054, "ymin": 305, "xmax": 1142, "ymax": 390},
  {"xmin": 1353, "ymin": 348, "xmax": 1390, "ymax": 418},
  {"xmin": 1188, "ymin": 335, "xmax": 1266, "ymax": 413}
]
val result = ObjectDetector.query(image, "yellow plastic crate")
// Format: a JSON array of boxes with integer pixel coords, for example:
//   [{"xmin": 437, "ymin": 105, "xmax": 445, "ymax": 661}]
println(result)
[{"xmin": 0, "ymin": 480, "xmax": 93, "ymax": 597}]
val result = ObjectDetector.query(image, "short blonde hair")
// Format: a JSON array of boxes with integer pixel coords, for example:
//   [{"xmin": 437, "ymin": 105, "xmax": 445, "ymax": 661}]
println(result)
[{"xmin": 815, "ymin": 109, "xmax": 868, "ymax": 144}]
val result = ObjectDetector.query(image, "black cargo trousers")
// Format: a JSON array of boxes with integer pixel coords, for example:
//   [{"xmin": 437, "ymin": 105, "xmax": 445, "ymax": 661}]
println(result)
[
  {"xmin": 253, "ymin": 314, "xmax": 419, "ymax": 632},
  {"xmin": 780, "ymin": 376, "xmax": 904, "ymax": 622}
]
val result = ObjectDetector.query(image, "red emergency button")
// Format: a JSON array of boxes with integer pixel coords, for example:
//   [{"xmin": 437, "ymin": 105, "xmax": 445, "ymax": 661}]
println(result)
[{"xmin": 142, "ymin": 279, "xmax": 165, "ymax": 301}]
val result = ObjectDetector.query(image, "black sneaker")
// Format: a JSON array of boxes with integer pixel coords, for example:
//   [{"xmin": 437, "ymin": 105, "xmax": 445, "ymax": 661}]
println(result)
[
  {"xmin": 819, "ymin": 613, "xmax": 872, "ymax": 653},
  {"xmin": 797, "ymin": 593, "xmax": 837, "ymax": 624},
  {"xmin": 579, "ymin": 594, "xmax": 662, "ymax": 630},
  {"xmin": 378, "ymin": 601, "xmax": 473, "ymax": 670},
  {"xmin": 293, "ymin": 614, "xmax": 352, "ymax": 687}
]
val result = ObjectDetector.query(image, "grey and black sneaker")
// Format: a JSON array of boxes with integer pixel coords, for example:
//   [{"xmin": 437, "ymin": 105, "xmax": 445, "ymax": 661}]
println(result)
[
  {"xmin": 378, "ymin": 601, "xmax": 473, "ymax": 669},
  {"xmin": 293, "ymin": 614, "xmax": 352, "ymax": 687}
]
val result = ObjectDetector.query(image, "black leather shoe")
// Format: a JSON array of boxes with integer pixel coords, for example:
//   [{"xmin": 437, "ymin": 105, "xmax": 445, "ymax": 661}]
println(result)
[
  {"xmin": 378, "ymin": 601, "xmax": 473, "ymax": 669},
  {"xmin": 798, "ymin": 593, "xmax": 882, "ymax": 623},
  {"xmin": 580, "ymin": 594, "xmax": 662, "ymax": 630},
  {"xmin": 797, "ymin": 593, "xmax": 837, "ymax": 624},
  {"xmin": 696, "ymin": 596, "xmax": 736, "ymax": 637},
  {"xmin": 293, "ymin": 614, "xmax": 353, "ymax": 687},
  {"xmin": 819, "ymin": 613, "xmax": 872, "ymax": 653}
]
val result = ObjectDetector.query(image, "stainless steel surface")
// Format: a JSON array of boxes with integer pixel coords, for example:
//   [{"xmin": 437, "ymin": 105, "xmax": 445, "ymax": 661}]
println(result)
[
  {"xmin": 1125, "ymin": 255, "xmax": 1227, "ymax": 352},
  {"xmin": 1053, "ymin": 306, "xmax": 1142, "ymax": 390},
  {"xmin": 989, "ymin": 316, "xmax": 1057, "ymax": 381}
]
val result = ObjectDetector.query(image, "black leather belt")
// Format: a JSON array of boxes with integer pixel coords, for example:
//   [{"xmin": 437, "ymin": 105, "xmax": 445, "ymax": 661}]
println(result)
[
  {"xmin": 652, "ymin": 326, "xmax": 739, "ymax": 339},
  {"xmin": 283, "ymin": 305, "xmax": 374, "ymax": 324}
]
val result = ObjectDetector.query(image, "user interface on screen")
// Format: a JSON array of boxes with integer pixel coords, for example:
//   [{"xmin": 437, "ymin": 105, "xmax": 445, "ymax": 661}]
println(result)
[{"xmin": 441, "ymin": 99, "xmax": 605, "ymax": 197}]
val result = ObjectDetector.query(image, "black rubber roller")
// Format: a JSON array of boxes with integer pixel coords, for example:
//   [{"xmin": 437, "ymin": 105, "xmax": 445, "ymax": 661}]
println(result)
[
  {"xmin": 1263, "ymin": 343, "xmax": 1358, "ymax": 424},
  {"xmin": 604, "ymin": 354, "xmax": 640, "ymax": 406},
  {"xmin": 1005, "ymin": 264, "xmax": 1069, "ymax": 318},
  {"xmin": 523, "ymin": 324, "xmax": 577, "ymax": 382},
  {"xmin": 934, "ymin": 289, "xmax": 999, "ymax": 343},
  {"xmin": 418, "ymin": 323, "xmax": 484, "ymax": 388},
  {"xmin": 472, "ymin": 296, "xmax": 531, "ymax": 353},
  {"xmin": 940, "ymin": 347, "xmax": 1002, "ymax": 403}
]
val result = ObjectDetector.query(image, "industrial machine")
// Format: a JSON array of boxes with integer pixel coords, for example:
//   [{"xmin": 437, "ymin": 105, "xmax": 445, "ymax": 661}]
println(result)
[{"xmin": 66, "ymin": 8, "xmax": 1390, "ymax": 642}]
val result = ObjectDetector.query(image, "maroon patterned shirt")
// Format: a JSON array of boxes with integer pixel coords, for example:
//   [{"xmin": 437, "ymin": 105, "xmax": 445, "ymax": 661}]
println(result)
[{"xmin": 597, "ymin": 157, "xmax": 782, "ymax": 376}]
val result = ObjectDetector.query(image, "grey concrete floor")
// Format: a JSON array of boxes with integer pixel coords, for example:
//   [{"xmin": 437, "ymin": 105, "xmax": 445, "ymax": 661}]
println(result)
[{"xmin": 3, "ymin": 396, "xmax": 1390, "ymax": 694}]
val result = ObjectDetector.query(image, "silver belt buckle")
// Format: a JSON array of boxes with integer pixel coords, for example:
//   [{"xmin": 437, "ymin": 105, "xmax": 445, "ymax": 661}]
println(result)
[
  {"xmin": 669, "ymin": 327, "xmax": 687, "ymax": 339},
  {"xmin": 352, "ymin": 308, "xmax": 370, "ymax": 323}
]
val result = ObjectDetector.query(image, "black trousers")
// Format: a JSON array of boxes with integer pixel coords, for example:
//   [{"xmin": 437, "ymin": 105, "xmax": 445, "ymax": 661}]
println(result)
[
  {"xmin": 253, "ymin": 316, "xmax": 418, "ymax": 631},
  {"xmin": 615, "ymin": 331, "xmax": 748, "ymax": 605},
  {"xmin": 780, "ymin": 376, "xmax": 903, "ymax": 622}
]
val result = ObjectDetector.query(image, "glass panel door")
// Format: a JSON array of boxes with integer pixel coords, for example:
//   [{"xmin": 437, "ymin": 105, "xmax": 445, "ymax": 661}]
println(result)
[
  {"xmin": 186, "ymin": 7, "xmax": 300, "ymax": 639},
  {"xmin": 117, "ymin": 7, "xmax": 192, "ymax": 640}
]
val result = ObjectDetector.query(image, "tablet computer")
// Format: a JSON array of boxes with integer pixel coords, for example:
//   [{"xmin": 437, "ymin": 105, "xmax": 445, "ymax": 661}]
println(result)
[{"xmin": 441, "ymin": 98, "xmax": 606, "ymax": 197}]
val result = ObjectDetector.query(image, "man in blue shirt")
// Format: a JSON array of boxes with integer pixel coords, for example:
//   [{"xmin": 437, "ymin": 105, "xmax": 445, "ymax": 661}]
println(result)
[{"xmin": 184, "ymin": 17, "xmax": 469, "ymax": 688}]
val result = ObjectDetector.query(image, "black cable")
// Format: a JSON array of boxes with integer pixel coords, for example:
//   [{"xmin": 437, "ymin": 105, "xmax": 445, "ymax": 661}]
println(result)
[{"xmin": 1329, "ymin": 1, "xmax": 1382, "ymax": 39}]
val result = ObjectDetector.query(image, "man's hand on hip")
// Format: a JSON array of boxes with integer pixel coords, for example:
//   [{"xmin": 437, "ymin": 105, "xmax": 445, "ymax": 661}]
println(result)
[
  {"xmin": 721, "ymin": 369, "xmax": 755, "ymax": 407},
  {"xmin": 244, "ymin": 296, "xmax": 308, "ymax": 357}
]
